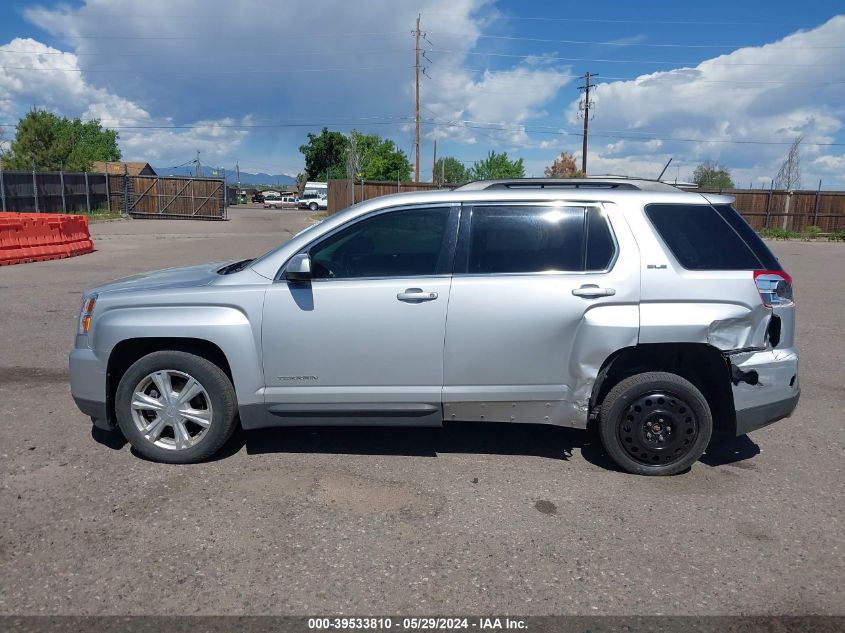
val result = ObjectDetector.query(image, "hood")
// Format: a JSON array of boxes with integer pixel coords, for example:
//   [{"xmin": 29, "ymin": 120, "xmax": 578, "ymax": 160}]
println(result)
[{"xmin": 89, "ymin": 261, "xmax": 229, "ymax": 294}]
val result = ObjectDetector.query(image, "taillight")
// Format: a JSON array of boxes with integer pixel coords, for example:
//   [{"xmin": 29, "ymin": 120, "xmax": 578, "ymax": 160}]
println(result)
[{"xmin": 754, "ymin": 270, "xmax": 793, "ymax": 307}]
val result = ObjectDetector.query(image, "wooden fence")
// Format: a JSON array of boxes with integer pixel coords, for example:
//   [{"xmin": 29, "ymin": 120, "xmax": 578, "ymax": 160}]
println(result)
[
  {"xmin": 0, "ymin": 169, "xmax": 226, "ymax": 220},
  {"xmin": 327, "ymin": 180, "xmax": 845, "ymax": 232},
  {"xmin": 700, "ymin": 188, "xmax": 845, "ymax": 232},
  {"xmin": 0, "ymin": 170, "xmax": 110, "ymax": 213},
  {"xmin": 121, "ymin": 175, "xmax": 226, "ymax": 220},
  {"xmin": 327, "ymin": 179, "xmax": 449, "ymax": 214}
]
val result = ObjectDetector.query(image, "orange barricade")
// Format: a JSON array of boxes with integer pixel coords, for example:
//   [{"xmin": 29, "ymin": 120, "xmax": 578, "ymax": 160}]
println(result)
[{"xmin": 0, "ymin": 212, "xmax": 95, "ymax": 265}]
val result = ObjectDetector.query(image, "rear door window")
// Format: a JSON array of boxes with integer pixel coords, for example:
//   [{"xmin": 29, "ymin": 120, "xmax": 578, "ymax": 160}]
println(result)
[
  {"xmin": 466, "ymin": 206, "xmax": 586, "ymax": 274},
  {"xmin": 585, "ymin": 207, "xmax": 615, "ymax": 271},
  {"xmin": 645, "ymin": 203, "xmax": 767, "ymax": 270}
]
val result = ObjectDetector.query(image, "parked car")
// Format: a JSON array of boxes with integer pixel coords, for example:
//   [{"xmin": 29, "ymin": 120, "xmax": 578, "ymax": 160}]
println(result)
[
  {"xmin": 297, "ymin": 193, "xmax": 328, "ymax": 211},
  {"xmin": 70, "ymin": 178, "xmax": 799, "ymax": 475},
  {"xmin": 282, "ymin": 194, "xmax": 299, "ymax": 205},
  {"xmin": 252, "ymin": 193, "xmax": 264, "ymax": 204},
  {"xmin": 263, "ymin": 194, "xmax": 284, "ymax": 209}
]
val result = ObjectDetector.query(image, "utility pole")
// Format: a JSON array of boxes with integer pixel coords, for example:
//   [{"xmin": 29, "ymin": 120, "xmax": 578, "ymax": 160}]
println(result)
[
  {"xmin": 577, "ymin": 72, "xmax": 596, "ymax": 175},
  {"xmin": 432, "ymin": 139, "xmax": 437, "ymax": 184},
  {"xmin": 236, "ymin": 161, "xmax": 240, "ymax": 188},
  {"xmin": 414, "ymin": 13, "xmax": 421, "ymax": 182},
  {"xmin": 195, "ymin": 150, "xmax": 201, "ymax": 178}
]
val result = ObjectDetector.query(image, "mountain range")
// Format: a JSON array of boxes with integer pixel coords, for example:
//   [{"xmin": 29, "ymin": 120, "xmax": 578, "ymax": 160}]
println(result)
[{"xmin": 154, "ymin": 166, "xmax": 297, "ymax": 187}]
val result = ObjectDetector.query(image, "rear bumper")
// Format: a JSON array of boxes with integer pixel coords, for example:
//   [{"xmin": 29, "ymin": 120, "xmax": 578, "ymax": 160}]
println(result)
[
  {"xmin": 735, "ymin": 390, "xmax": 800, "ymax": 436},
  {"xmin": 730, "ymin": 347, "xmax": 800, "ymax": 436}
]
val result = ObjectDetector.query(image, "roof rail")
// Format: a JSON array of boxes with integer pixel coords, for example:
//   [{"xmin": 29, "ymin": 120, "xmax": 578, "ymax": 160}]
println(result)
[{"xmin": 455, "ymin": 178, "xmax": 681, "ymax": 192}]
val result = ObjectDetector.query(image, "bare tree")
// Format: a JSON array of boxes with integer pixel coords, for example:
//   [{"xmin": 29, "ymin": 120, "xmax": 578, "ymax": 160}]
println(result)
[
  {"xmin": 774, "ymin": 135, "xmax": 803, "ymax": 190},
  {"xmin": 345, "ymin": 130, "xmax": 362, "ymax": 181},
  {"xmin": 295, "ymin": 172, "xmax": 308, "ymax": 197},
  {"xmin": 0, "ymin": 126, "xmax": 9, "ymax": 159}
]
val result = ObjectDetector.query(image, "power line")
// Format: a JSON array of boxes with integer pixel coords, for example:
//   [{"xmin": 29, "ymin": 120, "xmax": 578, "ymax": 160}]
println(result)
[
  {"xmin": 425, "ymin": 12, "xmax": 823, "ymax": 26},
  {"xmin": 11, "ymin": 26, "xmax": 839, "ymax": 49},
  {"xmin": 3, "ymin": 113, "xmax": 843, "ymax": 148},
  {"xmin": 5, "ymin": 62, "xmax": 841, "ymax": 83},
  {"xmin": 469, "ymin": 34, "xmax": 845, "ymax": 50},
  {"xmin": 0, "ymin": 64, "xmax": 414, "ymax": 75},
  {"xmin": 22, "ymin": 31, "xmax": 408, "ymax": 40},
  {"xmin": 431, "ymin": 49, "xmax": 845, "ymax": 68},
  {"xmin": 416, "ymin": 118, "xmax": 845, "ymax": 147},
  {"xmin": 22, "ymin": 9, "xmax": 821, "ymax": 27},
  {"xmin": 0, "ymin": 47, "xmax": 416, "ymax": 59}
]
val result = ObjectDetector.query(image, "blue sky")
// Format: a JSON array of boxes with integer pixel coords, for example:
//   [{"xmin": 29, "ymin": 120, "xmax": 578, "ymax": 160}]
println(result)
[{"xmin": 1, "ymin": 1, "xmax": 843, "ymax": 187}]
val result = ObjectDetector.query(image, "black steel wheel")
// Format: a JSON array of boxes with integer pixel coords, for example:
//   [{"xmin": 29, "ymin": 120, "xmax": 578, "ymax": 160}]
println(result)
[{"xmin": 599, "ymin": 372, "xmax": 712, "ymax": 476}]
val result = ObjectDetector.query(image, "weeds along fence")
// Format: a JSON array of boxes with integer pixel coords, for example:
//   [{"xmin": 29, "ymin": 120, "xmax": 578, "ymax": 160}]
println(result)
[{"xmin": 0, "ymin": 168, "xmax": 226, "ymax": 220}]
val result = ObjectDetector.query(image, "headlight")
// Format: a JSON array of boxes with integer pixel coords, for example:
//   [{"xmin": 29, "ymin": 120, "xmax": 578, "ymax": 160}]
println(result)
[{"xmin": 78, "ymin": 293, "xmax": 98, "ymax": 334}]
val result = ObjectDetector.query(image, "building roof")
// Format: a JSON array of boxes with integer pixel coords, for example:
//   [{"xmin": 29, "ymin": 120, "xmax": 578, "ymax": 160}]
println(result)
[{"xmin": 90, "ymin": 161, "xmax": 157, "ymax": 176}]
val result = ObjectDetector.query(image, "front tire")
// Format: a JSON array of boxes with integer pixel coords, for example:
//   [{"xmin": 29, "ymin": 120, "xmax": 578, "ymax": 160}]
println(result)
[
  {"xmin": 115, "ymin": 351, "xmax": 238, "ymax": 464},
  {"xmin": 598, "ymin": 372, "xmax": 712, "ymax": 476},
  {"xmin": 309, "ymin": 202, "xmax": 318, "ymax": 211}
]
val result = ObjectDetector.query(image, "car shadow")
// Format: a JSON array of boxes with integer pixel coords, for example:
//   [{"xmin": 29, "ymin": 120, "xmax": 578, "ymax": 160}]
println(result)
[
  {"xmin": 701, "ymin": 433, "xmax": 761, "ymax": 467},
  {"xmin": 91, "ymin": 419, "xmax": 761, "ymax": 472},
  {"xmin": 91, "ymin": 424, "xmax": 127, "ymax": 450},
  {"xmin": 216, "ymin": 420, "xmax": 617, "ymax": 469}
]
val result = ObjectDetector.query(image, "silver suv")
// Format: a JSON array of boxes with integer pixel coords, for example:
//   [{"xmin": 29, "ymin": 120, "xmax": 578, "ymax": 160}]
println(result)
[{"xmin": 70, "ymin": 178, "xmax": 799, "ymax": 475}]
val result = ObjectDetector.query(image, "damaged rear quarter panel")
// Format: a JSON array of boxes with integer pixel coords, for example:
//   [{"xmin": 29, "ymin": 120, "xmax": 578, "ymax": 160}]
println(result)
[{"xmin": 624, "ymin": 205, "xmax": 773, "ymax": 351}]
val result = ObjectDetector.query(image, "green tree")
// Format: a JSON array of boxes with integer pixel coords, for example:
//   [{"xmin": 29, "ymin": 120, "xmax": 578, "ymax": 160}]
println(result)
[
  {"xmin": 433, "ymin": 156, "xmax": 468, "ymax": 185},
  {"xmin": 299, "ymin": 127, "xmax": 349, "ymax": 181},
  {"xmin": 2, "ymin": 110, "xmax": 120, "ymax": 171},
  {"xmin": 348, "ymin": 130, "xmax": 412, "ymax": 181},
  {"xmin": 58, "ymin": 118, "xmax": 120, "ymax": 171},
  {"xmin": 544, "ymin": 151, "xmax": 583, "ymax": 178},
  {"xmin": 692, "ymin": 160, "xmax": 734, "ymax": 189},
  {"xmin": 468, "ymin": 150, "xmax": 525, "ymax": 180}
]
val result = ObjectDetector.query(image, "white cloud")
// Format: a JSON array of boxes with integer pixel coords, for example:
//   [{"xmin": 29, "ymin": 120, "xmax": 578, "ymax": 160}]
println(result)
[
  {"xmin": 0, "ymin": 37, "xmax": 249, "ymax": 163},
  {"xmin": 17, "ymin": 0, "xmax": 572, "ymax": 163},
  {"xmin": 423, "ymin": 62, "xmax": 574, "ymax": 147},
  {"xmin": 564, "ymin": 16, "xmax": 845, "ymax": 187}
]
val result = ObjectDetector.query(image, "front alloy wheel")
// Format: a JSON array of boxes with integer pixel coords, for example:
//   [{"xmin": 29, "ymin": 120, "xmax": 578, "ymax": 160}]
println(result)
[
  {"xmin": 130, "ymin": 369, "xmax": 213, "ymax": 450},
  {"xmin": 115, "ymin": 351, "xmax": 238, "ymax": 463}
]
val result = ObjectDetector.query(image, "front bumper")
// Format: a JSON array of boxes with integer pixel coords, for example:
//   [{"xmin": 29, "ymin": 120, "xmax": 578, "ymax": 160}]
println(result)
[
  {"xmin": 69, "ymin": 347, "xmax": 110, "ymax": 427},
  {"xmin": 730, "ymin": 347, "xmax": 800, "ymax": 436}
]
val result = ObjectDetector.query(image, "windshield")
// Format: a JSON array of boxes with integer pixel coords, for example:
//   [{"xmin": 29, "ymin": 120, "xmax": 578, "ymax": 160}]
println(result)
[{"xmin": 248, "ymin": 214, "xmax": 334, "ymax": 269}]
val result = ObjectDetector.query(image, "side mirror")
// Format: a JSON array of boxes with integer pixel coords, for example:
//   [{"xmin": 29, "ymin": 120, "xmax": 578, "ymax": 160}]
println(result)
[{"xmin": 284, "ymin": 253, "xmax": 312, "ymax": 282}]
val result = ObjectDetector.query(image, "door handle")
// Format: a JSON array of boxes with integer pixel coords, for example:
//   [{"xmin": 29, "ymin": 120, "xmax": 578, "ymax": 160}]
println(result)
[
  {"xmin": 397, "ymin": 288, "xmax": 438, "ymax": 302},
  {"xmin": 572, "ymin": 284, "xmax": 616, "ymax": 298}
]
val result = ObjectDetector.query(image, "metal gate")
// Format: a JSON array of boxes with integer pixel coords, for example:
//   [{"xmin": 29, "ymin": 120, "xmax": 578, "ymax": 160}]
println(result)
[{"xmin": 126, "ymin": 175, "xmax": 226, "ymax": 220}]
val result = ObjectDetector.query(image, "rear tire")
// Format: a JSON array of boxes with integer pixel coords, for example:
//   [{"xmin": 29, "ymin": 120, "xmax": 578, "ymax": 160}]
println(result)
[
  {"xmin": 309, "ymin": 202, "xmax": 318, "ymax": 211},
  {"xmin": 115, "ymin": 351, "xmax": 237, "ymax": 464},
  {"xmin": 598, "ymin": 371, "xmax": 712, "ymax": 476}
]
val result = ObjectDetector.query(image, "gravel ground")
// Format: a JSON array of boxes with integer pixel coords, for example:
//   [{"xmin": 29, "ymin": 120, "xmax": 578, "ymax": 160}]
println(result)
[{"xmin": 0, "ymin": 207, "xmax": 842, "ymax": 616}]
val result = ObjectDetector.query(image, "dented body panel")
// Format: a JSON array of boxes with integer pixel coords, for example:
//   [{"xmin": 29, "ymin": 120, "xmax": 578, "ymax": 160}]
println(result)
[{"xmin": 441, "ymin": 202, "xmax": 639, "ymax": 429}]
